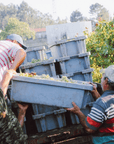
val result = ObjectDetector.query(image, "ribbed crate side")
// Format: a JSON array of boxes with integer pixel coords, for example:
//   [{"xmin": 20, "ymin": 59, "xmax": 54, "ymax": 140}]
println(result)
[
  {"xmin": 60, "ymin": 57, "xmax": 86, "ymax": 74},
  {"xmin": 27, "ymin": 51, "xmax": 38, "ymax": 62},
  {"xmin": 66, "ymin": 41, "xmax": 79, "ymax": 56},
  {"xmin": 32, "ymin": 109, "xmax": 67, "ymax": 132},
  {"xmin": 60, "ymin": 68, "xmax": 93, "ymax": 82},
  {"xmin": 25, "ymin": 65, "xmax": 52, "ymax": 76},
  {"xmin": 50, "ymin": 37, "xmax": 87, "ymax": 58},
  {"xmin": 57, "ymin": 52, "xmax": 91, "ymax": 74},
  {"xmin": 51, "ymin": 45, "xmax": 63, "ymax": 58},
  {"xmin": 20, "ymin": 61, "xmax": 57, "ymax": 77},
  {"xmin": 69, "ymin": 73, "xmax": 85, "ymax": 81}
]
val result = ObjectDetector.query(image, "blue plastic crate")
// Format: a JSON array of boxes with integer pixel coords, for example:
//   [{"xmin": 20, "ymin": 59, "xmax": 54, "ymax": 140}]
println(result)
[
  {"xmin": 49, "ymin": 36, "xmax": 87, "ymax": 58},
  {"xmin": 23, "ymin": 46, "xmax": 46, "ymax": 64},
  {"xmin": 60, "ymin": 68, "xmax": 93, "ymax": 82},
  {"xmin": 57, "ymin": 52, "xmax": 93, "ymax": 82},
  {"xmin": 10, "ymin": 75, "xmax": 94, "ymax": 108},
  {"xmin": 32, "ymin": 107, "xmax": 67, "ymax": 132},
  {"xmin": 19, "ymin": 59, "xmax": 57, "ymax": 77},
  {"xmin": 57, "ymin": 52, "xmax": 91, "ymax": 74}
]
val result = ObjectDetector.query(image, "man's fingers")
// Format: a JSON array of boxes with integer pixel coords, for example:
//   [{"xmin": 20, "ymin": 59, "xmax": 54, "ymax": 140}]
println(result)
[
  {"xmin": 72, "ymin": 102, "xmax": 77, "ymax": 107},
  {"xmin": 65, "ymin": 107, "xmax": 73, "ymax": 111}
]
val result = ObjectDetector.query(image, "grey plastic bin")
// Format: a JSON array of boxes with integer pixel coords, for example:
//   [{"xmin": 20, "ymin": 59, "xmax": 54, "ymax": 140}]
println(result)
[
  {"xmin": 11, "ymin": 75, "xmax": 93, "ymax": 108},
  {"xmin": 23, "ymin": 46, "xmax": 46, "ymax": 64},
  {"xmin": 49, "ymin": 36, "xmax": 87, "ymax": 58},
  {"xmin": 19, "ymin": 59, "xmax": 57, "ymax": 77}
]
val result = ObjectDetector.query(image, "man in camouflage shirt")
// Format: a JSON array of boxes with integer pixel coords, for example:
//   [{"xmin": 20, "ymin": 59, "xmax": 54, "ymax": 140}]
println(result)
[{"xmin": 0, "ymin": 69, "xmax": 28, "ymax": 143}]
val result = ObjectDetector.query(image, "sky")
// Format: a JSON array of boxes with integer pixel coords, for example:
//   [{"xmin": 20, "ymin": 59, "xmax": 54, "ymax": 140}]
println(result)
[{"xmin": 0, "ymin": 0, "xmax": 114, "ymax": 21}]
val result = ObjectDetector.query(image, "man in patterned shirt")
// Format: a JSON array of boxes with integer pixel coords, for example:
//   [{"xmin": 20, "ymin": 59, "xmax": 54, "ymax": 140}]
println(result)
[
  {"xmin": 66, "ymin": 65, "xmax": 114, "ymax": 144},
  {"xmin": 0, "ymin": 34, "xmax": 28, "ymax": 143},
  {"xmin": 0, "ymin": 34, "xmax": 26, "ymax": 82}
]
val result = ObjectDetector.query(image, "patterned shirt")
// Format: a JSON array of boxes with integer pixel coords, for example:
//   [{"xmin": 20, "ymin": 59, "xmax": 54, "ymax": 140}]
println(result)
[
  {"xmin": 0, "ymin": 40, "xmax": 22, "ymax": 82},
  {"xmin": 86, "ymin": 90, "xmax": 114, "ymax": 143},
  {"xmin": 0, "ymin": 88, "xmax": 28, "ymax": 144},
  {"xmin": 86, "ymin": 90, "xmax": 114, "ymax": 134}
]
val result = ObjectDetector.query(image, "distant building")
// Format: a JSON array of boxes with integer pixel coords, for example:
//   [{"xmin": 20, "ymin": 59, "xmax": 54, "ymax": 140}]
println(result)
[
  {"xmin": 24, "ymin": 28, "xmax": 47, "ymax": 48},
  {"xmin": 32, "ymin": 28, "xmax": 46, "ymax": 39}
]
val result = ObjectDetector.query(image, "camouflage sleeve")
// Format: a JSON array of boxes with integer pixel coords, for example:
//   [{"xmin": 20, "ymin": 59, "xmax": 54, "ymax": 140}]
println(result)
[{"xmin": 0, "ymin": 88, "xmax": 7, "ymax": 118}]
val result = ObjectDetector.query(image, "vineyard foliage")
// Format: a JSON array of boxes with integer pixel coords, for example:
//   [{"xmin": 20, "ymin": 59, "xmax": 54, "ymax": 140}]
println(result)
[{"xmin": 84, "ymin": 20, "xmax": 114, "ymax": 83}]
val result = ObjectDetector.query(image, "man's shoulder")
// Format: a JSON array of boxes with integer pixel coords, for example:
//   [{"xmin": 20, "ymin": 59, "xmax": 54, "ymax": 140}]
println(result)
[
  {"xmin": 101, "ymin": 94, "xmax": 114, "ymax": 102},
  {"xmin": 0, "ymin": 40, "xmax": 15, "ymax": 47},
  {"xmin": 93, "ymin": 92, "xmax": 114, "ymax": 110},
  {"xmin": 93, "ymin": 97, "xmax": 106, "ymax": 110}
]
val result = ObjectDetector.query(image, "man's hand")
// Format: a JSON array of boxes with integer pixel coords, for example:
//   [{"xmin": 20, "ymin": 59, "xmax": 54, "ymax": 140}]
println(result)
[
  {"xmin": 89, "ymin": 82, "xmax": 97, "ymax": 91},
  {"xmin": 0, "ymin": 69, "xmax": 16, "ymax": 96},
  {"xmin": 65, "ymin": 102, "xmax": 81, "ymax": 114},
  {"xmin": 89, "ymin": 82, "xmax": 101, "ymax": 100},
  {"xmin": 17, "ymin": 103, "xmax": 29, "ymax": 115},
  {"xmin": 66, "ymin": 101, "xmax": 95, "ymax": 134},
  {"xmin": 17, "ymin": 103, "xmax": 29, "ymax": 127},
  {"xmin": 7, "ymin": 69, "xmax": 16, "ymax": 78}
]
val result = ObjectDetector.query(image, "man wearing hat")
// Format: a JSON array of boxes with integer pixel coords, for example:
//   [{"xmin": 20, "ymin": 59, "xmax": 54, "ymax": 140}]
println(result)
[
  {"xmin": 66, "ymin": 65, "xmax": 114, "ymax": 144},
  {"xmin": 0, "ymin": 34, "xmax": 27, "ymax": 82},
  {"xmin": 0, "ymin": 34, "xmax": 28, "ymax": 143}
]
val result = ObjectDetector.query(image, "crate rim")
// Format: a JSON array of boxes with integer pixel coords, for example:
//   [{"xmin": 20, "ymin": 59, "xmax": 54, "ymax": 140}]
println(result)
[{"xmin": 12, "ymin": 75, "xmax": 93, "ymax": 91}]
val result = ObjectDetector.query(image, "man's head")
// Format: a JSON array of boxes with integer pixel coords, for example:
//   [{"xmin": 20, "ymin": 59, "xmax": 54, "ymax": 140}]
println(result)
[
  {"xmin": 6, "ymin": 34, "xmax": 27, "ymax": 50},
  {"xmin": 101, "ymin": 65, "xmax": 114, "ymax": 91}
]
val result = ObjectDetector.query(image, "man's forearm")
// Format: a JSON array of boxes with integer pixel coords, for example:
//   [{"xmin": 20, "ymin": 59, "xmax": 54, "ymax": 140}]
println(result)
[
  {"xmin": 0, "ymin": 71, "xmax": 12, "ymax": 96},
  {"xmin": 76, "ymin": 111, "xmax": 88, "ymax": 130},
  {"xmin": 66, "ymin": 102, "xmax": 95, "ymax": 133},
  {"xmin": 92, "ymin": 90, "xmax": 101, "ymax": 100},
  {"xmin": 76, "ymin": 111, "xmax": 95, "ymax": 133}
]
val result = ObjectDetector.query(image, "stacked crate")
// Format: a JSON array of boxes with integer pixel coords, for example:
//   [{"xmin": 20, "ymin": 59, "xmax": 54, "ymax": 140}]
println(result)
[
  {"xmin": 49, "ymin": 36, "xmax": 94, "ymax": 125},
  {"xmin": 20, "ymin": 46, "xmax": 57, "ymax": 78},
  {"xmin": 50, "ymin": 36, "xmax": 93, "ymax": 82},
  {"xmin": 19, "ymin": 46, "xmax": 67, "ymax": 133},
  {"xmin": 23, "ymin": 46, "xmax": 47, "ymax": 64},
  {"xmin": 17, "ymin": 36, "xmax": 95, "ymax": 132},
  {"xmin": 20, "ymin": 59, "xmax": 57, "ymax": 78}
]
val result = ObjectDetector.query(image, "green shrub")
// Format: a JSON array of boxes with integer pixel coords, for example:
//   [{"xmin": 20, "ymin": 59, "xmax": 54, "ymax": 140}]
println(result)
[{"xmin": 84, "ymin": 20, "xmax": 114, "ymax": 83}]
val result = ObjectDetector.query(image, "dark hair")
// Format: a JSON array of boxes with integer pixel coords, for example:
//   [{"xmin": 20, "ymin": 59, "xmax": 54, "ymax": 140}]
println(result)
[{"xmin": 104, "ymin": 77, "xmax": 114, "ymax": 90}]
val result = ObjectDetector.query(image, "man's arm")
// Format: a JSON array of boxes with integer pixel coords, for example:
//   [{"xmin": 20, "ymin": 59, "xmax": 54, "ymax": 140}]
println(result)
[
  {"xmin": 10, "ymin": 49, "xmax": 26, "ymax": 71},
  {"xmin": 0, "ymin": 70, "xmax": 16, "ymax": 96},
  {"xmin": 89, "ymin": 82, "xmax": 101, "ymax": 100},
  {"xmin": 66, "ymin": 102, "xmax": 95, "ymax": 133}
]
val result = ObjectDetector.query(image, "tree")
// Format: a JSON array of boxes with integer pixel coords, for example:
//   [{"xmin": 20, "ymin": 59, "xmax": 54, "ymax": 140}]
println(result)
[
  {"xmin": 89, "ymin": 3, "xmax": 110, "ymax": 22},
  {"xmin": 0, "ymin": 18, "xmax": 35, "ymax": 40},
  {"xmin": 97, "ymin": 8, "xmax": 110, "ymax": 21},
  {"xmin": 70, "ymin": 10, "xmax": 83, "ymax": 22},
  {"xmin": 0, "ymin": 2, "xmax": 68, "ymax": 29},
  {"xmin": 89, "ymin": 3, "xmax": 103, "ymax": 17},
  {"xmin": 0, "ymin": 3, "xmax": 17, "ymax": 29}
]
